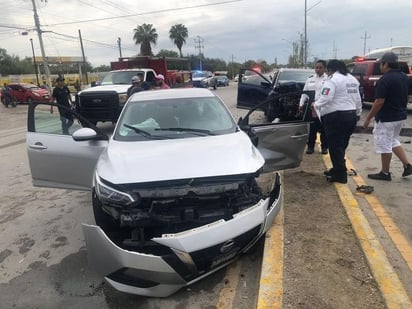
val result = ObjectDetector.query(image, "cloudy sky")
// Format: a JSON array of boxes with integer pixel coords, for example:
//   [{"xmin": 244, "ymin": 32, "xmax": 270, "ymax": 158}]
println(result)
[{"xmin": 1, "ymin": 0, "xmax": 411, "ymax": 67}]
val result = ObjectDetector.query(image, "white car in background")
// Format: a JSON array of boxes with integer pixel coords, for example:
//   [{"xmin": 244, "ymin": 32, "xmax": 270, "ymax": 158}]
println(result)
[{"xmin": 26, "ymin": 88, "xmax": 308, "ymax": 297}]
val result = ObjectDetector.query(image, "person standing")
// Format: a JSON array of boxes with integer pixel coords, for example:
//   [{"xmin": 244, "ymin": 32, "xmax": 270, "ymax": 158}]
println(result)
[
  {"xmin": 154, "ymin": 74, "xmax": 170, "ymax": 89},
  {"xmin": 50, "ymin": 76, "xmax": 73, "ymax": 135},
  {"xmin": 313, "ymin": 59, "xmax": 362, "ymax": 183},
  {"xmin": 299, "ymin": 60, "xmax": 328, "ymax": 154},
  {"xmin": 127, "ymin": 76, "xmax": 143, "ymax": 98},
  {"xmin": 363, "ymin": 52, "xmax": 412, "ymax": 180},
  {"xmin": 2, "ymin": 83, "xmax": 14, "ymax": 108}
]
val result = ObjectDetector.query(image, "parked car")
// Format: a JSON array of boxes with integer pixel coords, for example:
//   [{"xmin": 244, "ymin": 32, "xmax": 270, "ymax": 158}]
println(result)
[
  {"xmin": 26, "ymin": 88, "xmax": 308, "ymax": 297},
  {"xmin": 192, "ymin": 71, "xmax": 217, "ymax": 89},
  {"xmin": 237, "ymin": 68, "xmax": 314, "ymax": 122},
  {"xmin": 216, "ymin": 75, "xmax": 230, "ymax": 87},
  {"xmin": 5, "ymin": 83, "xmax": 50, "ymax": 104},
  {"xmin": 234, "ymin": 74, "xmax": 239, "ymax": 82}
]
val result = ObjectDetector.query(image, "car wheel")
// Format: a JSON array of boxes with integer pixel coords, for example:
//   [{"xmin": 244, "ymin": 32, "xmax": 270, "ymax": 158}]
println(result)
[{"xmin": 92, "ymin": 190, "xmax": 117, "ymax": 231}]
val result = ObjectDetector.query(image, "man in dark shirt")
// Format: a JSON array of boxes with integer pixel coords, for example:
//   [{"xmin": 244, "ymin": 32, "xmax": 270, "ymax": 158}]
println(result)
[
  {"xmin": 363, "ymin": 52, "xmax": 412, "ymax": 180},
  {"xmin": 127, "ymin": 76, "xmax": 143, "ymax": 98},
  {"xmin": 50, "ymin": 76, "xmax": 73, "ymax": 135}
]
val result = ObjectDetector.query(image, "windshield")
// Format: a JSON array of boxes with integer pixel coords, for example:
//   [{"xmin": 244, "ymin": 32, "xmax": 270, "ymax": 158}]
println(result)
[
  {"xmin": 193, "ymin": 72, "xmax": 208, "ymax": 78},
  {"xmin": 101, "ymin": 71, "xmax": 144, "ymax": 85},
  {"xmin": 115, "ymin": 96, "xmax": 237, "ymax": 141},
  {"xmin": 25, "ymin": 84, "xmax": 42, "ymax": 90},
  {"xmin": 278, "ymin": 71, "xmax": 314, "ymax": 83}
]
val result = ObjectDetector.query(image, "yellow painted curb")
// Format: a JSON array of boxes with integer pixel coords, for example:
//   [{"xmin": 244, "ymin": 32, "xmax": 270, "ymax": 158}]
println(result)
[
  {"xmin": 257, "ymin": 203, "xmax": 284, "ymax": 309},
  {"xmin": 322, "ymin": 154, "xmax": 412, "ymax": 308}
]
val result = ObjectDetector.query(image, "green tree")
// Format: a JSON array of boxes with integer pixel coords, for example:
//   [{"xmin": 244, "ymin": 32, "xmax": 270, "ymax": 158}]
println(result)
[
  {"xmin": 169, "ymin": 24, "xmax": 188, "ymax": 57},
  {"xmin": 156, "ymin": 49, "xmax": 179, "ymax": 58},
  {"xmin": 133, "ymin": 23, "xmax": 158, "ymax": 56}
]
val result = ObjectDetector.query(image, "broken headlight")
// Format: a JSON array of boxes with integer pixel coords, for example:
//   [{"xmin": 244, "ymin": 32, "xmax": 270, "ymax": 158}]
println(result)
[{"xmin": 95, "ymin": 173, "xmax": 135, "ymax": 205}]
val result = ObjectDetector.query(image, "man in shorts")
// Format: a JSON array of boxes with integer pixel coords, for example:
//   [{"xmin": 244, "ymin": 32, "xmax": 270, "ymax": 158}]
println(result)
[{"xmin": 363, "ymin": 52, "xmax": 412, "ymax": 181}]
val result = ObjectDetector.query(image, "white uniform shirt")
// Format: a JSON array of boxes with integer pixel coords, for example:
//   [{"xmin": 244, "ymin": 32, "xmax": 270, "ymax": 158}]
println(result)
[
  {"xmin": 299, "ymin": 73, "xmax": 327, "ymax": 107},
  {"xmin": 314, "ymin": 72, "xmax": 362, "ymax": 117}
]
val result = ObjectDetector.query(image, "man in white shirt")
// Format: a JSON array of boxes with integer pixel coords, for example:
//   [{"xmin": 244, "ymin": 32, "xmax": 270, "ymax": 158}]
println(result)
[{"xmin": 299, "ymin": 60, "xmax": 328, "ymax": 154}]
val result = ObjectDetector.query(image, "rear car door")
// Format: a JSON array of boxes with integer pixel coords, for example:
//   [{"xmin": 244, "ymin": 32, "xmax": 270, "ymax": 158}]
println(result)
[
  {"xmin": 237, "ymin": 69, "xmax": 274, "ymax": 110},
  {"xmin": 27, "ymin": 102, "xmax": 109, "ymax": 190}
]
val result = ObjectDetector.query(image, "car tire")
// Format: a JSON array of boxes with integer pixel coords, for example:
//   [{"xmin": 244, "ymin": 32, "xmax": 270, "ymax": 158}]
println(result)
[{"xmin": 92, "ymin": 190, "xmax": 117, "ymax": 231}]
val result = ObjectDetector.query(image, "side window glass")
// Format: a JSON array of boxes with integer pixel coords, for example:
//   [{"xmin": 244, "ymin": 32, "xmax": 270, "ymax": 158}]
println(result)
[
  {"xmin": 243, "ymin": 69, "xmax": 267, "ymax": 86},
  {"xmin": 34, "ymin": 104, "xmax": 83, "ymax": 135},
  {"xmin": 146, "ymin": 71, "xmax": 155, "ymax": 83}
]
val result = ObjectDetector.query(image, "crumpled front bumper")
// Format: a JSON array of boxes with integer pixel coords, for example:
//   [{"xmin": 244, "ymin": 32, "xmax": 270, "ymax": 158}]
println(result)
[{"xmin": 82, "ymin": 173, "xmax": 282, "ymax": 297}]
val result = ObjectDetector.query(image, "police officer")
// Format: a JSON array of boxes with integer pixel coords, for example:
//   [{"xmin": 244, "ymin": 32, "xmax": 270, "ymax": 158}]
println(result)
[
  {"xmin": 299, "ymin": 60, "xmax": 328, "ymax": 154},
  {"xmin": 313, "ymin": 59, "xmax": 362, "ymax": 183}
]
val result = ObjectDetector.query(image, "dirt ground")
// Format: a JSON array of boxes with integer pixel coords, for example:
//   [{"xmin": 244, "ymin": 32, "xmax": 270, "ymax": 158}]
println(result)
[{"xmin": 281, "ymin": 151, "xmax": 386, "ymax": 308}]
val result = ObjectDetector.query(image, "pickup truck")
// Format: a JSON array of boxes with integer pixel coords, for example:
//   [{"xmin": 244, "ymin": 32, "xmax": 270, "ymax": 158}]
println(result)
[
  {"xmin": 347, "ymin": 59, "xmax": 412, "ymax": 110},
  {"xmin": 75, "ymin": 56, "xmax": 192, "ymax": 125},
  {"xmin": 75, "ymin": 69, "xmax": 156, "ymax": 126}
]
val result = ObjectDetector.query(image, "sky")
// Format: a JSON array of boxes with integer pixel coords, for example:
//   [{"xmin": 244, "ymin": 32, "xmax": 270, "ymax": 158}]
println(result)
[{"xmin": 0, "ymin": 0, "xmax": 411, "ymax": 68}]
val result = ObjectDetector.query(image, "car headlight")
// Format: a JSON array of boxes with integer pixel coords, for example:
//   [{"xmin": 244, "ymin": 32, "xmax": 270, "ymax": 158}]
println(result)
[
  {"xmin": 119, "ymin": 93, "xmax": 128, "ymax": 105},
  {"xmin": 95, "ymin": 173, "xmax": 135, "ymax": 205}
]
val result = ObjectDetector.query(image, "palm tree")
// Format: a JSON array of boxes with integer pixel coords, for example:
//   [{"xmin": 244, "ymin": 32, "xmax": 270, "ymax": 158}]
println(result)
[
  {"xmin": 133, "ymin": 24, "xmax": 158, "ymax": 56},
  {"xmin": 169, "ymin": 24, "xmax": 188, "ymax": 57}
]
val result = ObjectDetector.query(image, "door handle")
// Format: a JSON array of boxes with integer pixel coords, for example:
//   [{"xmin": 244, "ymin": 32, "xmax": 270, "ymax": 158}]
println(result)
[
  {"xmin": 291, "ymin": 133, "xmax": 308, "ymax": 139},
  {"xmin": 29, "ymin": 142, "xmax": 48, "ymax": 150}
]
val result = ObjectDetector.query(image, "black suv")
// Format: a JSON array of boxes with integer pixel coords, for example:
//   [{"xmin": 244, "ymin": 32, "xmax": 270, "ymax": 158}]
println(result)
[{"xmin": 237, "ymin": 68, "xmax": 314, "ymax": 122}]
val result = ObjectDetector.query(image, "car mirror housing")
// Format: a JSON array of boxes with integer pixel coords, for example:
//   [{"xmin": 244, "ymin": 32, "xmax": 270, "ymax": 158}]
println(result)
[{"xmin": 72, "ymin": 127, "xmax": 99, "ymax": 141}]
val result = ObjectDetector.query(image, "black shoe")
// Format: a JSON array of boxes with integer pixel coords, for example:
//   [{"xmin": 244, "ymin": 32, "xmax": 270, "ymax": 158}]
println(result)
[
  {"xmin": 402, "ymin": 164, "xmax": 412, "ymax": 177},
  {"xmin": 306, "ymin": 148, "xmax": 314, "ymax": 154},
  {"xmin": 324, "ymin": 168, "xmax": 334, "ymax": 177},
  {"xmin": 326, "ymin": 175, "xmax": 347, "ymax": 184},
  {"xmin": 321, "ymin": 148, "xmax": 328, "ymax": 155},
  {"xmin": 368, "ymin": 171, "xmax": 391, "ymax": 181}
]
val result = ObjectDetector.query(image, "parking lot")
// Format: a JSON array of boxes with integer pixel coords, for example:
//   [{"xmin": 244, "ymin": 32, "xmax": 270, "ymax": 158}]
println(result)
[{"xmin": 0, "ymin": 84, "xmax": 411, "ymax": 308}]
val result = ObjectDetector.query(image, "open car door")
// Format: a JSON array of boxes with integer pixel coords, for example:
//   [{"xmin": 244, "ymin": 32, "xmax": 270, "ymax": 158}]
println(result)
[
  {"xmin": 236, "ymin": 68, "xmax": 274, "ymax": 110},
  {"xmin": 27, "ymin": 102, "xmax": 109, "ymax": 190},
  {"xmin": 239, "ymin": 113, "xmax": 309, "ymax": 172}
]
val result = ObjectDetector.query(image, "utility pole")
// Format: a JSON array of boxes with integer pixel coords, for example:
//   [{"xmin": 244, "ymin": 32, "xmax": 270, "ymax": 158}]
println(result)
[
  {"xmin": 361, "ymin": 31, "xmax": 371, "ymax": 55},
  {"xmin": 117, "ymin": 37, "xmax": 123, "ymax": 58},
  {"xmin": 30, "ymin": 38, "xmax": 40, "ymax": 86},
  {"xmin": 194, "ymin": 36, "xmax": 204, "ymax": 71},
  {"xmin": 31, "ymin": 0, "xmax": 51, "ymax": 89},
  {"xmin": 78, "ymin": 29, "xmax": 88, "ymax": 85},
  {"xmin": 304, "ymin": 0, "xmax": 307, "ymax": 68}
]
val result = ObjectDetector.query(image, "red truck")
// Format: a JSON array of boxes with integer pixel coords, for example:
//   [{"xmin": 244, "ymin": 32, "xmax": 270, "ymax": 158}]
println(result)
[
  {"xmin": 75, "ymin": 57, "xmax": 192, "ymax": 125},
  {"xmin": 347, "ymin": 58, "xmax": 412, "ymax": 108}
]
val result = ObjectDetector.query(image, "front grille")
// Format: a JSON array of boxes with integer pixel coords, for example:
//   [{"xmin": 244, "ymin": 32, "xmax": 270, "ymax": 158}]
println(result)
[{"xmin": 78, "ymin": 91, "xmax": 120, "ymax": 122}]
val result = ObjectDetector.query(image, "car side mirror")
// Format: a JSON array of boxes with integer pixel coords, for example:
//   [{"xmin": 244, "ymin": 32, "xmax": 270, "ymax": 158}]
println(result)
[{"xmin": 72, "ymin": 127, "xmax": 98, "ymax": 141}]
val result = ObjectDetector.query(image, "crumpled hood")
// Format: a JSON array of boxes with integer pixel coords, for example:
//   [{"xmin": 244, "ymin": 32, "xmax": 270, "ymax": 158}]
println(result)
[
  {"xmin": 80, "ymin": 84, "xmax": 129, "ymax": 94},
  {"xmin": 96, "ymin": 131, "xmax": 264, "ymax": 184}
]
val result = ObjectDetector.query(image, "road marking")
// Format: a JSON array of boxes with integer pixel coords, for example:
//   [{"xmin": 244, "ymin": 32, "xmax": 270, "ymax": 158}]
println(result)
[
  {"xmin": 257, "ymin": 206, "xmax": 284, "ymax": 309},
  {"xmin": 322, "ymin": 155, "xmax": 412, "ymax": 308},
  {"xmin": 346, "ymin": 159, "xmax": 412, "ymax": 272},
  {"xmin": 216, "ymin": 259, "xmax": 242, "ymax": 309}
]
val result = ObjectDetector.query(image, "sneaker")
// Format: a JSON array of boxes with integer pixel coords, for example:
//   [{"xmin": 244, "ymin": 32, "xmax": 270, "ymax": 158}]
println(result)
[
  {"xmin": 402, "ymin": 164, "xmax": 412, "ymax": 177},
  {"xmin": 321, "ymin": 148, "xmax": 328, "ymax": 155},
  {"xmin": 306, "ymin": 148, "xmax": 314, "ymax": 154},
  {"xmin": 368, "ymin": 171, "xmax": 392, "ymax": 181},
  {"xmin": 326, "ymin": 175, "xmax": 347, "ymax": 184}
]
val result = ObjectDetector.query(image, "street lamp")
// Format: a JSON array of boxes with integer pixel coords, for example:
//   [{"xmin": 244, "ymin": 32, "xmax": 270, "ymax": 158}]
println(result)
[
  {"xmin": 30, "ymin": 38, "xmax": 40, "ymax": 86},
  {"xmin": 304, "ymin": 0, "xmax": 321, "ymax": 68}
]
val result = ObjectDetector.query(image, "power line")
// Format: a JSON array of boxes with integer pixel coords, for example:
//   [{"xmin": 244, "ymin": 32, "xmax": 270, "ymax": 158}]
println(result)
[{"xmin": 44, "ymin": 0, "xmax": 243, "ymax": 27}]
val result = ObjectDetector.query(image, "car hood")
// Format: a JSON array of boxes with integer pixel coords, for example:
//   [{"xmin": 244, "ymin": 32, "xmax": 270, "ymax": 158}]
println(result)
[
  {"xmin": 192, "ymin": 77, "xmax": 207, "ymax": 81},
  {"xmin": 96, "ymin": 131, "xmax": 264, "ymax": 184},
  {"xmin": 32, "ymin": 89, "xmax": 49, "ymax": 96},
  {"xmin": 80, "ymin": 84, "xmax": 129, "ymax": 94}
]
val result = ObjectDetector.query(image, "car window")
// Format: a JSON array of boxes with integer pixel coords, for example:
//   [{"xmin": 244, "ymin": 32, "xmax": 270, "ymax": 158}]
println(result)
[
  {"xmin": 243, "ymin": 70, "xmax": 267, "ymax": 86},
  {"xmin": 350, "ymin": 63, "xmax": 367, "ymax": 75},
  {"xmin": 33, "ymin": 105, "xmax": 82, "ymax": 135},
  {"xmin": 278, "ymin": 71, "xmax": 313, "ymax": 83},
  {"xmin": 115, "ymin": 97, "xmax": 237, "ymax": 141}
]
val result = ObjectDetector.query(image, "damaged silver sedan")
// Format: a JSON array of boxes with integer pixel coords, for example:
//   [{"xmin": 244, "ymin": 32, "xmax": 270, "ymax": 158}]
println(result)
[{"xmin": 26, "ymin": 88, "xmax": 308, "ymax": 297}]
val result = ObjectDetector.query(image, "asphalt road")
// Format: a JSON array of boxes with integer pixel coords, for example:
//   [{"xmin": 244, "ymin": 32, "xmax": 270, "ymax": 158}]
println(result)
[{"xmin": 0, "ymin": 84, "xmax": 411, "ymax": 308}]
